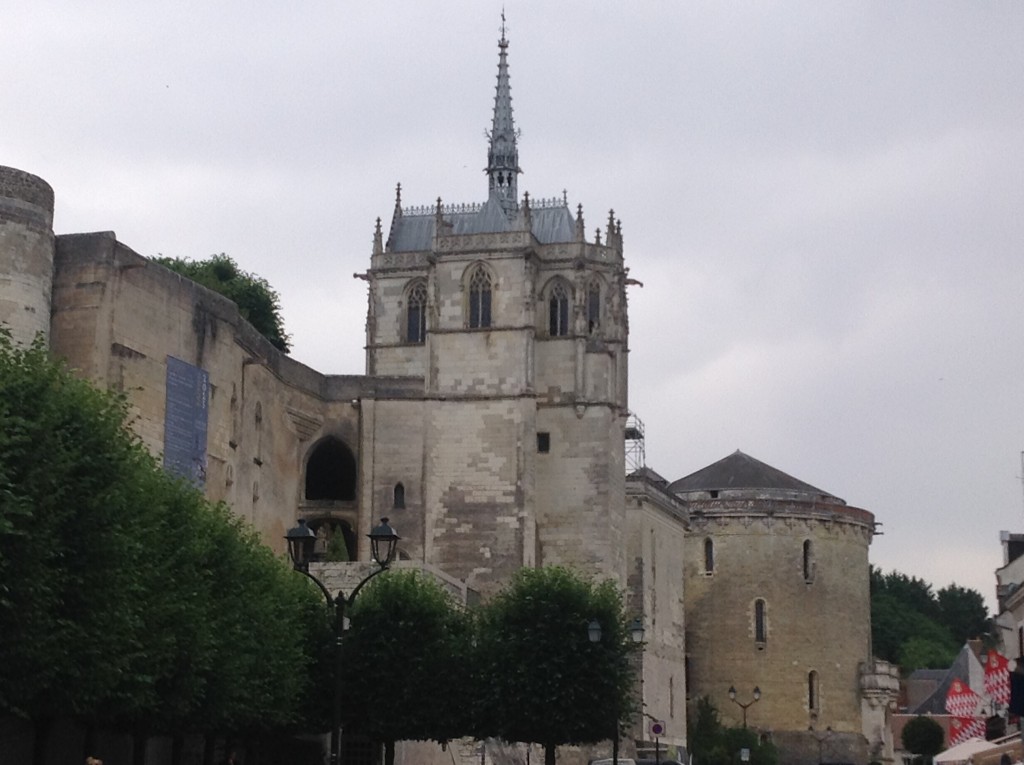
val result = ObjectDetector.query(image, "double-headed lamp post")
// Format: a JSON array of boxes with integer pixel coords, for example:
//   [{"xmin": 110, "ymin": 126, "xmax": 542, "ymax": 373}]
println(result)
[
  {"xmin": 727, "ymin": 686, "xmax": 761, "ymax": 729},
  {"xmin": 809, "ymin": 725, "xmax": 833, "ymax": 765},
  {"xmin": 588, "ymin": 617, "xmax": 646, "ymax": 765},
  {"xmin": 285, "ymin": 517, "xmax": 400, "ymax": 765}
]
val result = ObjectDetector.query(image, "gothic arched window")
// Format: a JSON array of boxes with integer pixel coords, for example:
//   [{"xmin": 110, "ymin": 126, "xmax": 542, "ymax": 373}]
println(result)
[
  {"xmin": 406, "ymin": 280, "xmax": 427, "ymax": 344},
  {"xmin": 468, "ymin": 266, "xmax": 492, "ymax": 329},
  {"xmin": 393, "ymin": 482, "xmax": 406, "ymax": 509},
  {"xmin": 548, "ymin": 281, "xmax": 571, "ymax": 336}
]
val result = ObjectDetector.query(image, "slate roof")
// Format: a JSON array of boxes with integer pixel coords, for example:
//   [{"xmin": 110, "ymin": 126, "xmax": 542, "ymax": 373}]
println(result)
[
  {"xmin": 384, "ymin": 23, "xmax": 579, "ymax": 254},
  {"xmin": 667, "ymin": 450, "xmax": 840, "ymax": 501},
  {"xmin": 386, "ymin": 200, "xmax": 576, "ymax": 252},
  {"xmin": 627, "ymin": 466, "xmax": 671, "ymax": 487},
  {"xmin": 909, "ymin": 644, "xmax": 974, "ymax": 714}
]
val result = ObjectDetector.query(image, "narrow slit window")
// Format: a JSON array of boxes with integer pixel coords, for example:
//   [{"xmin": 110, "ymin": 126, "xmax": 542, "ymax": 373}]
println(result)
[
  {"xmin": 704, "ymin": 538, "xmax": 714, "ymax": 574},
  {"xmin": 587, "ymin": 280, "xmax": 601, "ymax": 333},
  {"xmin": 803, "ymin": 539, "xmax": 815, "ymax": 582},
  {"xmin": 755, "ymin": 599, "xmax": 767, "ymax": 644},
  {"xmin": 808, "ymin": 670, "xmax": 819, "ymax": 712}
]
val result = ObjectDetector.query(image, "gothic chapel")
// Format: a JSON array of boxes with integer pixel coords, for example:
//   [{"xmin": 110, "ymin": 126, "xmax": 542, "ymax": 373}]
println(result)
[{"xmin": 364, "ymin": 21, "xmax": 632, "ymax": 590}]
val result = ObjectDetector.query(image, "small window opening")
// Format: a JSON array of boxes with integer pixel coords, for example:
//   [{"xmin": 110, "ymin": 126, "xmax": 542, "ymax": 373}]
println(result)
[
  {"xmin": 709, "ymin": 489, "xmax": 719, "ymax": 499},
  {"xmin": 808, "ymin": 670, "xmax": 820, "ymax": 712},
  {"xmin": 537, "ymin": 432, "xmax": 551, "ymax": 453},
  {"xmin": 803, "ymin": 539, "xmax": 815, "ymax": 582},
  {"xmin": 754, "ymin": 599, "xmax": 767, "ymax": 644},
  {"xmin": 704, "ymin": 538, "xmax": 714, "ymax": 574},
  {"xmin": 587, "ymin": 281, "xmax": 601, "ymax": 333},
  {"xmin": 393, "ymin": 482, "xmax": 406, "ymax": 509}
]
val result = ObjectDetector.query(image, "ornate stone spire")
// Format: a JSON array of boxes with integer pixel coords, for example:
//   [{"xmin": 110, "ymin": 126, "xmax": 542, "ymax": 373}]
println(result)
[{"xmin": 486, "ymin": 12, "xmax": 521, "ymax": 215}]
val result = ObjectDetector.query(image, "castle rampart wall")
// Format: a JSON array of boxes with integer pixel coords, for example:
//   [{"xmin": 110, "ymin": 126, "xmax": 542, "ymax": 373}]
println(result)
[{"xmin": 48, "ymin": 230, "xmax": 423, "ymax": 558}]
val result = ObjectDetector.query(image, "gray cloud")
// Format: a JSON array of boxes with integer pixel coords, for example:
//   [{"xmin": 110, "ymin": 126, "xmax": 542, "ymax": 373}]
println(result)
[{"xmin": 4, "ymin": 0, "xmax": 1022, "ymax": 609}]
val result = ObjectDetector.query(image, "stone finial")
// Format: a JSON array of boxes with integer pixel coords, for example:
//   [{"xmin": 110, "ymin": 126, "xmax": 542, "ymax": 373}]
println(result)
[
  {"xmin": 595, "ymin": 228, "xmax": 602, "ymax": 246},
  {"xmin": 384, "ymin": 183, "xmax": 403, "ymax": 252},
  {"xmin": 606, "ymin": 209, "xmax": 616, "ymax": 245},
  {"xmin": 575, "ymin": 203, "xmax": 585, "ymax": 242},
  {"xmin": 616, "ymin": 219, "xmax": 623, "ymax": 249},
  {"xmin": 521, "ymin": 191, "xmax": 533, "ymax": 232},
  {"xmin": 373, "ymin": 217, "xmax": 383, "ymax": 255}
]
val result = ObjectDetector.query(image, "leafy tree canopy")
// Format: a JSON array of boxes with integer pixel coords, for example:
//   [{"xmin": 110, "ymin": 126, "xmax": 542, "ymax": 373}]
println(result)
[
  {"xmin": 155, "ymin": 253, "xmax": 290, "ymax": 352},
  {"xmin": 0, "ymin": 330, "xmax": 320, "ymax": 742},
  {"xmin": 687, "ymin": 697, "xmax": 778, "ymax": 765},
  {"xmin": 476, "ymin": 566, "xmax": 640, "ymax": 765},
  {"xmin": 871, "ymin": 566, "xmax": 991, "ymax": 674},
  {"xmin": 341, "ymin": 570, "xmax": 473, "ymax": 745},
  {"xmin": 901, "ymin": 715, "xmax": 945, "ymax": 758}
]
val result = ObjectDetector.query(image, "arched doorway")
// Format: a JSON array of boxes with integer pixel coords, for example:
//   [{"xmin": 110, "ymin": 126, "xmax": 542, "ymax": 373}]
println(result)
[{"xmin": 305, "ymin": 437, "xmax": 357, "ymax": 501}]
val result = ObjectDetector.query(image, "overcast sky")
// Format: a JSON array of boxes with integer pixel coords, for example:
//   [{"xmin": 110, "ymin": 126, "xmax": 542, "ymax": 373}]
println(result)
[{"xmin": 5, "ymin": 1, "xmax": 1023, "ymax": 612}]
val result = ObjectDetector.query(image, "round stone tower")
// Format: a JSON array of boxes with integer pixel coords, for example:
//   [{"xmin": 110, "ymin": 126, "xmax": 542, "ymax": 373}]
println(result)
[
  {"xmin": 673, "ymin": 450, "xmax": 876, "ymax": 765},
  {"xmin": 0, "ymin": 165, "xmax": 56, "ymax": 346}
]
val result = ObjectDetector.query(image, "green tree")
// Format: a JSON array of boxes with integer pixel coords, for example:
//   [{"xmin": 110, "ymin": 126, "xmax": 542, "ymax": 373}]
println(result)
[
  {"xmin": 687, "ymin": 697, "xmax": 777, "ymax": 765},
  {"xmin": 899, "ymin": 635, "xmax": 958, "ymax": 676},
  {"xmin": 901, "ymin": 715, "xmax": 945, "ymax": 761},
  {"xmin": 340, "ymin": 570, "xmax": 472, "ymax": 764},
  {"xmin": 871, "ymin": 566, "xmax": 989, "ymax": 673},
  {"xmin": 0, "ymin": 331, "xmax": 322, "ymax": 759},
  {"xmin": 937, "ymin": 584, "xmax": 991, "ymax": 646},
  {"xmin": 688, "ymin": 697, "xmax": 728, "ymax": 765},
  {"xmin": 0, "ymin": 333, "xmax": 158, "ymax": 719},
  {"xmin": 155, "ymin": 253, "xmax": 290, "ymax": 352},
  {"xmin": 476, "ymin": 566, "xmax": 639, "ymax": 765}
]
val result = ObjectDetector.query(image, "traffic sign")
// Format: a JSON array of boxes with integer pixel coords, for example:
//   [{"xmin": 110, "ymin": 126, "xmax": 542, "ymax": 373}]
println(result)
[{"xmin": 649, "ymin": 719, "xmax": 666, "ymax": 737}]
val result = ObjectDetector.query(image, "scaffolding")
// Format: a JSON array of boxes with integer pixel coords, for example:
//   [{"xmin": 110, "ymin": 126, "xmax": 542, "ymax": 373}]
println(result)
[{"xmin": 625, "ymin": 411, "xmax": 646, "ymax": 473}]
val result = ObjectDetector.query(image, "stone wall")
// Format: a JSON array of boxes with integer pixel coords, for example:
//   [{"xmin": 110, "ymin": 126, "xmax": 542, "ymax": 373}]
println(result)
[
  {"xmin": 48, "ymin": 230, "xmax": 426, "ymax": 559},
  {"xmin": 683, "ymin": 499, "xmax": 874, "ymax": 763},
  {"xmin": 625, "ymin": 476, "xmax": 690, "ymax": 751},
  {"xmin": 0, "ymin": 165, "xmax": 54, "ymax": 345}
]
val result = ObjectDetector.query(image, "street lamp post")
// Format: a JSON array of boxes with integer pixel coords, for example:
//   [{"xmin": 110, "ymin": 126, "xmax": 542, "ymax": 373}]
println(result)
[
  {"xmin": 727, "ymin": 686, "xmax": 761, "ymax": 729},
  {"xmin": 588, "ymin": 617, "xmax": 645, "ymax": 765},
  {"xmin": 809, "ymin": 726, "xmax": 832, "ymax": 765},
  {"xmin": 285, "ymin": 517, "xmax": 400, "ymax": 765}
]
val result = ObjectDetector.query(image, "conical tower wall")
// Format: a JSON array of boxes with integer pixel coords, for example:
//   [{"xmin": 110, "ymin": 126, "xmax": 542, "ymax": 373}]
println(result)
[
  {"xmin": 0, "ymin": 166, "xmax": 55, "ymax": 345},
  {"xmin": 683, "ymin": 498, "xmax": 875, "ymax": 765}
]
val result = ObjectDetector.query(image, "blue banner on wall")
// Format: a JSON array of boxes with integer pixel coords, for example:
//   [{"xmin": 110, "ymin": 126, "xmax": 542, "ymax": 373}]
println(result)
[{"xmin": 164, "ymin": 356, "xmax": 209, "ymax": 486}]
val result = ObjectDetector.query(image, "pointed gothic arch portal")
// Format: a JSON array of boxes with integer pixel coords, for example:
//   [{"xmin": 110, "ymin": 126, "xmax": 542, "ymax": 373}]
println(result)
[
  {"xmin": 307, "ymin": 517, "xmax": 357, "ymax": 563},
  {"xmin": 305, "ymin": 437, "xmax": 357, "ymax": 501}
]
